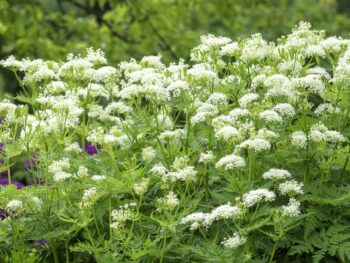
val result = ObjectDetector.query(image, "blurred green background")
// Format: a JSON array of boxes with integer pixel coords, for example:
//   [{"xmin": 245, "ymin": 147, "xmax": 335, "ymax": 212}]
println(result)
[{"xmin": 1, "ymin": 0, "xmax": 350, "ymax": 96}]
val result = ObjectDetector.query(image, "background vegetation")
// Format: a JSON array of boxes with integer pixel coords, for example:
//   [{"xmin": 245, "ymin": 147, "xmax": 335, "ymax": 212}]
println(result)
[{"xmin": 2, "ymin": 0, "xmax": 350, "ymax": 96}]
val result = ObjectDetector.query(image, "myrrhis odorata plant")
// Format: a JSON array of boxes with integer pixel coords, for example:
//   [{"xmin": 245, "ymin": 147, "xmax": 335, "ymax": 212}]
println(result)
[{"xmin": 0, "ymin": 22, "xmax": 350, "ymax": 263}]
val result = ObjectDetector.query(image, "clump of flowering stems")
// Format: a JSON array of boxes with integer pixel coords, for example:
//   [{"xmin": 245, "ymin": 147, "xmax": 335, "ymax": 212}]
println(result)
[{"xmin": 0, "ymin": 22, "xmax": 350, "ymax": 262}]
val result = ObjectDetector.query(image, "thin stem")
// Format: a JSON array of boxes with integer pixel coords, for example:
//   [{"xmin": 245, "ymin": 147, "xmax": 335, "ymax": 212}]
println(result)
[
  {"xmin": 50, "ymin": 241, "xmax": 60, "ymax": 263},
  {"xmin": 268, "ymin": 241, "xmax": 279, "ymax": 263},
  {"xmin": 160, "ymin": 230, "xmax": 168, "ymax": 263},
  {"xmin": 7, "ymin": 162, "xmax": 11, "ymax": 185}
]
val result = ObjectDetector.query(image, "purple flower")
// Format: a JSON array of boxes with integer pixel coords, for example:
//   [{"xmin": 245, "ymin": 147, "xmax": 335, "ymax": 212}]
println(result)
[
  {"xmin": 0, "ymin": 118, "xmax": 4, "ymax": 125},
  {"xmin": 0, "ymin": 142, "xmax": 4, "ymax": 152},
  {"xmin": 85, "ymin": 143, "xmax": 98, "ymax": 155},
  {"xmin": 0, "ymin": 209, "xmax": 8, "ymax": 220},
  {"xmin": 0, "ymin": 178, "xmax": 23, "ymax": 189},
  {"xmin": 0, "ymin": 160, "xmax": 8, "ymax": 178},
  {"xmin": 26, "ymin": 154, "xmax": 38, "ymax": 170},
  {"xmin": 33, "ymin": 240, "xmax": 48, "ymax": 247}
]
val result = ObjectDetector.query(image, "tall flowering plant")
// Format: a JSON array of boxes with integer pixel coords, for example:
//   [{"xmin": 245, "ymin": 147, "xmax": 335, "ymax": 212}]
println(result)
[{"xmin": 0, "ymin": 22, "xmax": 350, "ymax": 262}]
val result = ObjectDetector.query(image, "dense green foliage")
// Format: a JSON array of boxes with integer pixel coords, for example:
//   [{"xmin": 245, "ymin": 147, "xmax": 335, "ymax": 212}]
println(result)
[{"xmin": 2, "ymin": 0, "xmax": 350, "ymax": 96}]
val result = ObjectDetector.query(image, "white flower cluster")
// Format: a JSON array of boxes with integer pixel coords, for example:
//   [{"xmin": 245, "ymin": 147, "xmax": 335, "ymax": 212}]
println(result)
[
  {"xmin": 281, "ymin": 198, "xmax": 301, "ymax": 217},
  {"xmin": 236, "ymin": 138, "xmax": 271, "ymax": 153},
  {"xmin": 259, "ymin": 110, "xmax": 282, "ymax": 123},
  {"xmin": 79, "ymin": 187, "xmax": 97, "ymax": 209},
  {"xmin": 142, "ymin": 147, "xmax": 156, "ymax": 162},
  {"xmin": 278, "ymin": 180, "xmax": 304, "ymax": 195},
  {"xmin": 221, "ymin": 233, "xmax": 247, "ymax": 249},
  {"xmin": 242, "ymin": 189, "xmax": 276, "ymax": 208},
  {"xmin": 6, "ymin": 199, "xmax": 23, "ymax": 212},
  {"xmin": 64, "ymin": 142, "xmax": 82, "ymax": 154},
  {"xmin": 150, "ymin": 158, "xmax": 197, "ymax": 182},
  {"xmin": 308, "ymin": 123, "xmax": 346, "ymax": 144},
  {"xmin": 157, "ymin": 191, "xmax": 179, "ymax": 210},
  {"xmin": 133, "ymin": 178, "xmax": 149, "ymax": 196},
  {"xmin": 110, "ymin": 203, "xmax": 136, "ymax": 230},
  {"xmin": 215, "ymin": 126, "xmax": 240, "ymax": 141},
  {"xmin": 91, "ymin": 175, "xmax": 106, "ymax": 181},
  {"xmin": 238, "ymin": 93, "xmax": 259, "ymax": 108},
  {"xmin": 262, "ymin": 168, "xmax": 292, "ymax": 180},
  {"xmin": 215, "ymin": 154, "xmax": 246, "ymax": 170},
  {"xmin": 199, "ymin": 151, "xmax": 215, "ymax": 164},
  {"xmin": 291, "ymin": 131, "xmax": 308, "ymax": 149},
  {"xmin": 181, "ymin": 203, "xmax": 242, "ymax": 230},
  {"xmin": 48, "ymin": 158, "xmax": 72, "ymax": 182}
]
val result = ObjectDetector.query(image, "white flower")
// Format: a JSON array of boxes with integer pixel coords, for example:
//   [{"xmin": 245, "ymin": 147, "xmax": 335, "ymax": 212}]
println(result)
[
  {"xmin": 6, "ymin": 200, "xmax": 23, "ymax": 212},
  {"xmin": 308, "ymin": 123, "xmax": 346, "ymax": 144},
  {"xmin": 216, "ymin": 154, "xmax": 246, "ymax": 170},
  {"xmin": 278, "ymin": 60, "xmax": 302, "ymax": 76},
  {"xmin": 199, "ymin": 151, "xmax": 215, "ymax": 164},
  {"xmin": 54, "ymin": 171, "xmax": 73, "ymax": 181},
  {"xmin": 325, "ymin": 130, "xmax": 346, "ymax": 143},
  {"xmin": 281, "ymin": 198, "xmax": 301, "ymax": 217},
  {"xmin": 305, "ymin": 44, "xmax": 326, "ymax": 58},
  {"xmin": 273, "ymin": 103, "xmax": 295, "ymax": 117},
  {"xmin": 314, "ymin": 103, "xmax": 340, "ymax": 116},
  {"xmin": 259, "ymin": 110, "xmax": 282, "ymax": 123},
  {"xmin": 31, "ymin": 197, "xmax": 43, "ymax": 211},
  {"xmin": 110, "ymin": 203, "xmax": 135, "ymax": 230},
  {"xmin": 167, "ymin": 80, "xmax": 189, "ymax": 97},
  {"xmin": 48, "ymin": 158, "xmax": 70, "ymax": 173},
  {"xmin": 238, "ymin": 93, "xmax": 260, "ymax": 108},
  {"xmin": 141, "ymin": 54, "xmax": 164, "ymax": 69},
  {"xmin": 91, "ymin": 175, "xmax": 106, "ymax": 181},
  {"xmin": 76, "ymin": 166, "xmax": 89, "ymax": 178},
  {"xmin": 278, "ymin": 180, "xmax": 304, "ymax": 195},
  {"xmin": 264, "ymin": 74, "xmax": 290, "ymax": 89},
  {"xmin": 242, "ymin": 189, "xmax": 276, "ymax": 207},
  {"xmin": 307, "ymin": 67, "xmax": 331, "ymax": 80},
  {"xmin": 221, "ymin": 233, "xmax": 247, "ymax": 249},
  {"xmin": 80, "ymin": 187, "xmax": 97, "ymax": 209},
  {"xmin": 158, "ymin": 191, "xmax": 179, "ymax": 210},
  {"xmin": 229, "ymin": 108, "xmax": 251, "ymax": 122},
  {"xmin": 86, "ymin": 48, "xmax": 107, "ymax": 65},
  {"xmin": 166, "ymin": 166, "xmax": 197, "ymax": 182},
  {"xmin": 142, "ymin": 147, "xmax": 156, "ymax": 162},
  {"xmin": 133, "ymin": 178, "xmax": 149, "ymax": 196},
  {"xmin": 181, "ymin": 203, "xmax": 242, "ymax": 229},
  {"xmin": 150, "ymin": 164, "xmax": 168, "ymax": 177},
  {"xmin": 291, "ymin": 131, "xmax": 308, "ymax": 149},
  {"xmin": 262, "ymin": 168, "xmax": 292, "ymax": 180},
  {"xmin": 256, "ymin": 129, "xmax": 279, "ymax": 141},
  {"xmin": 180, "ymin": 212, "xmax": 208, "ymax": 230},
  {"xmin": 292, "ymin": 75, "xmax": 325, "ymax": 93},
  {"xmin": 0, "ymin": 55, "xmax": 24, "ymax": 70},
  {"xmin": 158, "ymin": 129, "xmax": 185, "ymax": 141},
  {"xmin": 64, "ymin": 142, "xmax": 82, "ymax": 154},
  {"xmin": 215, "ymin": 126, "xmax": 240, "ymax": 141},
  {"xmin": 206, "ymin": 92, "xmax": 228, "ymax": 106},
  {"xmin": 187, "ymin": 64, "xmax": 217, "ymax": 82},
  {"xmin": 236, "ymin": 138, "xmax": 271, "ymax": 153},
  {"xmin": 220, "ymin": 42, "xmax": 239, "ymax": 56},
  {"xmin": 204, "ymin": 203, "xmax": 242, "ymax": 226},
  {"xmin": 190, "ymin": 112, "xmax": 211, "ymax": 124}
]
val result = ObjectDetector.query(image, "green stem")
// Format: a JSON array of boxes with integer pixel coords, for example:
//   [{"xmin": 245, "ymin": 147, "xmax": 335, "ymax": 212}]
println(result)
[
  {"xmin": 160, "ymin": 230, "xmax": 168, "ymax": 263},
  {"xmin": 50, "ymin": 241, "xmax": 60, "ymax": 263},
  {"xmin": 7, "ymin": 162, "xmax": 11, "ymax": 185},
  {"xmin": 66, "ymin": 240, "xmax": 70, "ymax": 263},
  {"xmin": 268, "ymin": 241, "xmax": 279, "ymax": 263}
]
